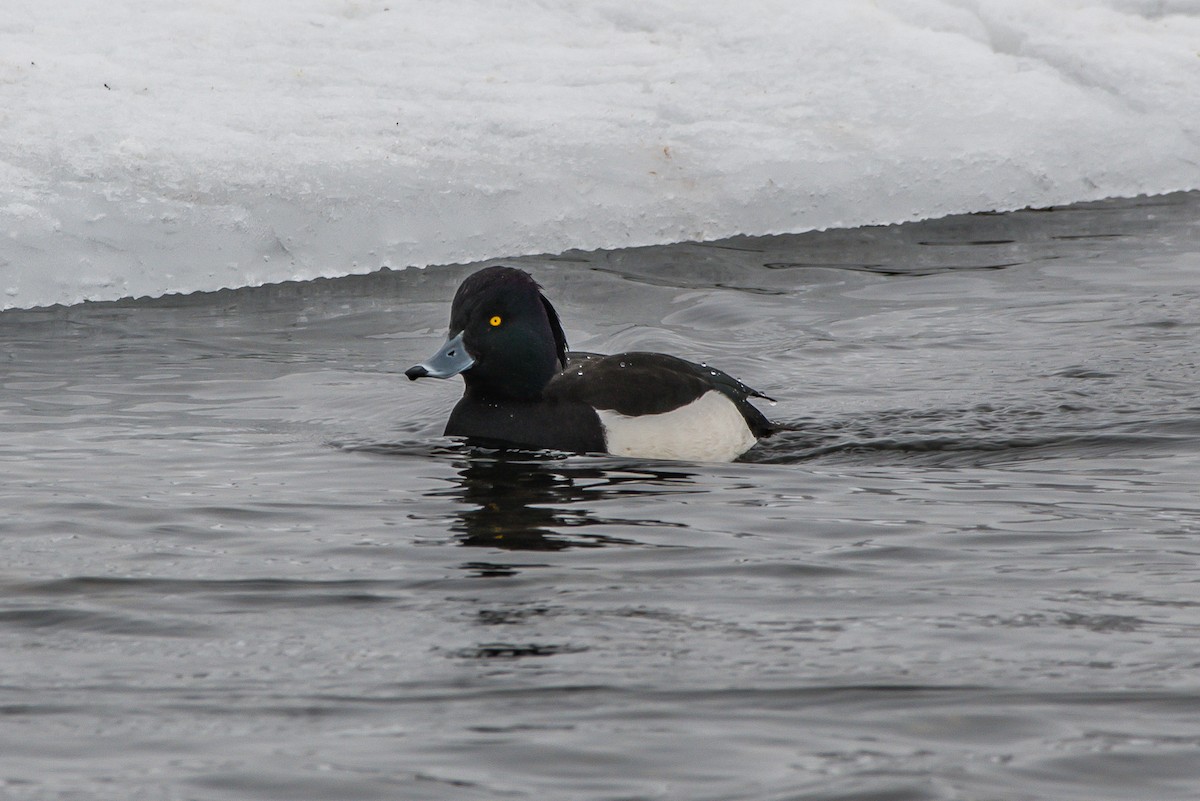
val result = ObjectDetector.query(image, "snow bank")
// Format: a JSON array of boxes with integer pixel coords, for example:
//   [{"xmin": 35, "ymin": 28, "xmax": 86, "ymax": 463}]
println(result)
[{"xmin": 2, "ymin": 0, "xmax": 1198, "ymax": 309}]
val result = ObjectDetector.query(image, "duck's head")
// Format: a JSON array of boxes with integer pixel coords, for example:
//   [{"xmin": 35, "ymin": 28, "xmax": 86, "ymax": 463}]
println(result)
[{"xmin": 405, "ymin": 266, "xmax": 568, "ymax": 399}]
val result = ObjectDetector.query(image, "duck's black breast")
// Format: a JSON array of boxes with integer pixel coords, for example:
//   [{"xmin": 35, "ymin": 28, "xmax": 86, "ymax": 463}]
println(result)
[{"xmin": 443, "ymin": 394, "xmax": 606, "ymax": 454}]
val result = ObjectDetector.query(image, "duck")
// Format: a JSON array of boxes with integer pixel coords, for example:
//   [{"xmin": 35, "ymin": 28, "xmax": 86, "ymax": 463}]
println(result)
[{"xmin": 405, "ymin": 266, "xmax": 775, "ymax": 461}]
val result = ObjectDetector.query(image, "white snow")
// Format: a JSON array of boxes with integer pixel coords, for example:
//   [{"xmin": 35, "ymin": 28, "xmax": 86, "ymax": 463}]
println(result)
[{"xmin": 2, "ymin": 0, "xmax": 1199, "ymax": 310}]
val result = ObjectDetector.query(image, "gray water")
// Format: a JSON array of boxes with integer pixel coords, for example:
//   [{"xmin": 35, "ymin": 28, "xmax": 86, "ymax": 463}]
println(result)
[{"xmin": 2, "ymin": 192, "xmax": 1199, "ymax": 800}]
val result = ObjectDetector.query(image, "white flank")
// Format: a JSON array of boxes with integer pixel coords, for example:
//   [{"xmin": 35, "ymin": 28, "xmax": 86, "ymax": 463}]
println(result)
[{"xmin": 597, "ymin": 391, "xmax": 756, "ymax": 463}]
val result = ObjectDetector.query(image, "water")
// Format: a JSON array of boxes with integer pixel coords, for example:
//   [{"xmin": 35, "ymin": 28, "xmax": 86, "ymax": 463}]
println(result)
[{"xmin": 2, "ymin": 193, "xmax": 1200, "ymax": 800}]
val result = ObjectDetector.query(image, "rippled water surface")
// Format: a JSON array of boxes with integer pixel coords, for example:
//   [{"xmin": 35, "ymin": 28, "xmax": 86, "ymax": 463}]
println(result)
[{"xmin": 3, "ymin": 193, "xmax": 1200, "ymax": 800}]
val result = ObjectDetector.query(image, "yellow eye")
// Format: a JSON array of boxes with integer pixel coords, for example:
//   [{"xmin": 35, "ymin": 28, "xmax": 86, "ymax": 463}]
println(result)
[{"xmin": 489, "ymin": 315, "xmax": 502, "ymax": 327}]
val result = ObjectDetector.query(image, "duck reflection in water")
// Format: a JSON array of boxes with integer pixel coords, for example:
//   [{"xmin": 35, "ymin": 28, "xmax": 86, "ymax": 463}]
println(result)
[{"xmin": 442, "ymin": 452, "xmax": 695, "ymax": 556}]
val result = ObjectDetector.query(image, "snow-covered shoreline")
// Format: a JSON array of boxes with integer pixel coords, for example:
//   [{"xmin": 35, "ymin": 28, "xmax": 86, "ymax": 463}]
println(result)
[{"xmin": 3, "ymin": 0, "xmax": 1199, "ymax": 310}]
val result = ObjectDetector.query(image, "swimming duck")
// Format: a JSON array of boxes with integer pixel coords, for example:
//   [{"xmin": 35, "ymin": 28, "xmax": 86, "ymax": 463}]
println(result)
[{"xmin": 406, "ymin": 266, "xmax": 775, "ymax": 461}]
